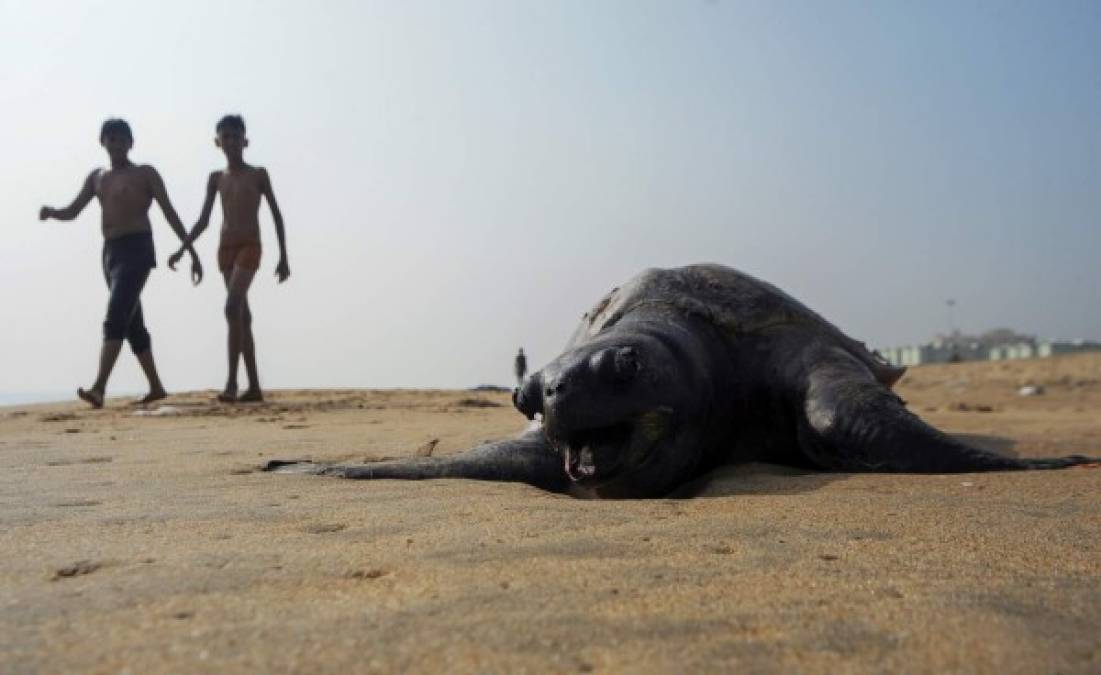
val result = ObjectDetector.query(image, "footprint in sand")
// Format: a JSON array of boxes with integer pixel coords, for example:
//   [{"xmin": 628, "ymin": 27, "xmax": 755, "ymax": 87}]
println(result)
[
  {"xmin": 41, "ymin": 413, "xmax": 78, "ymax": 423},
  {"xmin": 45, "ymin": 456, "xmax": 113, "ymax": 467},
  {"xmin": 346, "ymin": 568, "xmax": 387, "ymax": 580},
  {"xmin": 51, "ymin": 560, "xmax": 103, "ymax": 581},
  {"xmin": 52, "ymin": 499, "xmax": 102, "ymax": 508}
]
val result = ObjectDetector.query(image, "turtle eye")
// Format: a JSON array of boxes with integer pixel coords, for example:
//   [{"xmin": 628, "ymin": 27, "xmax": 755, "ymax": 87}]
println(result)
[
  {"xmin": 589, "ymin": 346, "xmax": 640, "ymax": 383},
  {"xmin": 589, "ymin": 346, "xmax": 639, "ymax": 384},
  {"xmin": 613, "ymin": 346, "xmax": 639, "ymax": 381}
]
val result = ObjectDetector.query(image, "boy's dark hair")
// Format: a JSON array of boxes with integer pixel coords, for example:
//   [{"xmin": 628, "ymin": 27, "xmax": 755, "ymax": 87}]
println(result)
[
  {"xmin": 99, "ymin": 118, "xmax": 133, "ymax": 142},
  {"xmin": 216, "ymin": 115, "xmax": 246, "ymax": 135}
]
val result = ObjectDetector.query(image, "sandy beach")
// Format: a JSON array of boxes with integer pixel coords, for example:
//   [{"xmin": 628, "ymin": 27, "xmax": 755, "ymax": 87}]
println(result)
[{"xmin": 1, "ymin": 353, "xmax": 1099, "ymax": 674}]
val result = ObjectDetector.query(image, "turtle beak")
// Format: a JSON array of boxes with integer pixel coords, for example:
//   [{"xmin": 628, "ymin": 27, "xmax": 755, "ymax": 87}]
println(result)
[{"xmin": 512, "ymin": 373, "xmax": 544, "ymax": 420}]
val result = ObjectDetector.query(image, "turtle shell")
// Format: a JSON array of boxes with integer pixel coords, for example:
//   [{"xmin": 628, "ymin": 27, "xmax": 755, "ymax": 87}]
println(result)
[{"xmin": 567, "ymin": 264, "xmax": 903, "ymax": 387}]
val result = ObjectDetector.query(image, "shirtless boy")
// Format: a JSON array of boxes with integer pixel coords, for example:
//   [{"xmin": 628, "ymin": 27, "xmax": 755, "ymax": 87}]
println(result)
[
  {"xmin": 169, "ymin": 115, "xmax": 289, "ymax": 403},
  {"xmin": 40, "ymin": 118, "xmax": 202, "ymax": 408}
]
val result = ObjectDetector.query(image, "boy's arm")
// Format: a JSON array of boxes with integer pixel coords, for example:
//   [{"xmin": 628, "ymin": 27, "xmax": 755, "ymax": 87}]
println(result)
[
  {"xmin": 40, "ymin": 171, "xmax": 97, "ymax": 221},
  {"xmin": 260, "ymin": 168, "xmax": 290, "ymax": 282},
  {"xmin": 174, "ymin": 172, "xmax": 219, "ymax": 253},
  {"xmin": 147, "ymin": 166, "xmax": 202, "ymax": 285},
  {"xmin": 167, "ymin": 173, "xmax": 218, "ymax": 276}
]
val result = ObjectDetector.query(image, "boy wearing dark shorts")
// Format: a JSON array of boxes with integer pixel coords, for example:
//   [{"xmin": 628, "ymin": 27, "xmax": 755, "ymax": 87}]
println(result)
[
  {"xmin": 170, "ymin": 115, "xmax": 289, "ymax": 402},
  {"xmin": 40, "ymin": 119, "xmax": 202, "ymax": 408}
]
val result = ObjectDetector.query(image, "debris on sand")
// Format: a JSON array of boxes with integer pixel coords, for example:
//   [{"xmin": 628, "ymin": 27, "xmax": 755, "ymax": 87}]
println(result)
[
  {"xmin": 132, "ymin": 405, "xmax": 182, "ymax": 417},
  {"xmin": 456, "ymin": 398, "xmax": 502, "ymax": 408},
  {"xmin": 947, "ymin": 402, "xmax": 994, "ymax": 413},
  {"xmin": 415, "ymin": 438, "xmax": 440, "ymax": 457},
  {"xmin": 1018, "ymin": 385, "xmax": 1045, "ymax": 397}
]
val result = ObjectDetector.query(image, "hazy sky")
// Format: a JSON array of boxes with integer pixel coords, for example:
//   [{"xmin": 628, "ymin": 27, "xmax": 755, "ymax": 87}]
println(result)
[{"xmin": 1, "ymin": 1, "xmax": 1098, "ymax": 395}]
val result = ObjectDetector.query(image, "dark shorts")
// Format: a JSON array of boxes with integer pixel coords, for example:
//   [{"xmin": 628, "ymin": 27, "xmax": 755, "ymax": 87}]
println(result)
[{"xmin": 101, "ymin": 231, "xmax": 156, "ymax": 353}]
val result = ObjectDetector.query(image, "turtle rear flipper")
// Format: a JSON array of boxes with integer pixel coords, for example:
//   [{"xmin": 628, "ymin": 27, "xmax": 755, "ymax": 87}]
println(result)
[
  {"xmin": 795, "ymin": 347, "xmax": 1097, "ymax": 472},
  {"xmin": 264, "ymin": 431, "xmax": 569, "ymax": 492}
]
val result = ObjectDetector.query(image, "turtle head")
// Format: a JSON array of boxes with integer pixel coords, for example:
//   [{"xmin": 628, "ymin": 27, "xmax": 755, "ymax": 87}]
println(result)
[{"xmin": 514, "ymin": 325, "xmax": 715, "ymax": 497}]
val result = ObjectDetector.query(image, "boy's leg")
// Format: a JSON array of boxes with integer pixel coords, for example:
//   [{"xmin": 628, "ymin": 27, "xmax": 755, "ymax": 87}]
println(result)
[
  {"xmin": 128, "ymin": 299, "xmax": 168, "ymax": 405},
  {"xmin": 219, "ymin": 269, "xmax": 239, "ymax": 401},
  {"xmin": 238, "ymin": 297, "xmax": 262, "ymax": 401},
  {"xmin": 222, "ymin": 265, "xmax": 257, "ymax": 402},
  {"xmin": 135, "ymin": 350, "xmax": 167, "ymax": 404},
  {"xmin": 82, "ymin": 263, "xmax": 148, "ymax": 407},
  {"xmin": 79, "ymin": 340, "xmax": 123, "ymax": 408}
]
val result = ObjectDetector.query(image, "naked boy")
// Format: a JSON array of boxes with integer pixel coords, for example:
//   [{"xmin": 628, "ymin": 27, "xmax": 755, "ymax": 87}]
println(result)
[
  {"xmin": 40, "ymin": 118, "xmax": 201, "ymax": 407},
  {"xmin": 169, "ymin": 115, "xmax": 289, "ymax": 402}
]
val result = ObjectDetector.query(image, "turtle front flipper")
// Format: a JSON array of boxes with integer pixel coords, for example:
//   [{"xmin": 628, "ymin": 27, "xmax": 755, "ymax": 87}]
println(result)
[
  {"xmin": 263, "ymin": 430, "xmax": 569, "ymax": 492},
  {"xmin": 794, "ymin": 347, "xmax": 1098, "ymax": 472}
]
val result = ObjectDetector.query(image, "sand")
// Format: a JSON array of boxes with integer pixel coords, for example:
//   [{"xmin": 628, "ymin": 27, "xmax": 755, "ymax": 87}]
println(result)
[{"xmin": 1, "ymin": 353, "xmax": 1099, "ymax": 674}]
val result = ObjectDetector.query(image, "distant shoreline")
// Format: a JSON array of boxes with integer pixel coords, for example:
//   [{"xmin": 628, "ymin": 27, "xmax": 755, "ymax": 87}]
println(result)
[
  {"xmin": 0, "ymin": 392, "xmax": 75, "ymax": 407},
  {"xmin": 0, "ymin": 386, "xmax": 513, "ymax": 410},
  {"xmin": 0, "ymin": 391, "xmax": 151, "ymax": 407}
]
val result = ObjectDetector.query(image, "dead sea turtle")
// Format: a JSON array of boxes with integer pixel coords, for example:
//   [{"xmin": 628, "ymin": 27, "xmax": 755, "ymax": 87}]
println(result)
[{"xmin": 267, "ymin": 264, "xmax": 1097, "ymax": 497}]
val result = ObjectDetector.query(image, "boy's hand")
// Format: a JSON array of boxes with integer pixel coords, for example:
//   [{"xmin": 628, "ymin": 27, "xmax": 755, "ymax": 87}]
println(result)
[
  {"xmin": 167, "ymin": 249, "xmax": 184, "ymax": 271},
  {"xmin": 275, "ymin": 257, "xmax": 290, "ymax": 283},
  {"xmin": 190, "ymin": 254, "xmax": 203, "ymax": 286},
  {"xmin": 39, "ymin": 207, "xmax": 54, "ymax": 221}
]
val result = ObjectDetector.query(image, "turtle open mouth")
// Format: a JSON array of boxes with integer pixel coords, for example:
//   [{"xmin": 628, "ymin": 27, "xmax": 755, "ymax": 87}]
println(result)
[
  {"xmin": 555, "ymin": 408, "xmax": 674, "ymax": 483},
  {"xmin": 562, "ymin": 422, "xmax": 633, "ymax": 481}
]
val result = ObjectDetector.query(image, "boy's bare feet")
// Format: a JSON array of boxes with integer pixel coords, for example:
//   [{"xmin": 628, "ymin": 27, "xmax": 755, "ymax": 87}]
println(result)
[
  {"xmin": 237, "ymin": 388, "xmax": 264, "ymax": 403},
  {"xmin": 77, "ymin": 387, "xmax": 104, "ymax": 409},
  {"xmin": 216, "ymin": 385, "xmax": 238, "ymax": 403},
  {"xmin": 137, "ymin": 388, "xmax": 168, "ymax": 406}
]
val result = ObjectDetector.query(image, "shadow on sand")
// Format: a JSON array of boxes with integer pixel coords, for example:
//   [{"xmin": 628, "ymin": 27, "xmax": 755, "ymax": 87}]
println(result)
[
  {"xmin": 672, "ymin": 463, "xmax": 845, "ymax": 499},
  {"xmin": 671, "ymin": 433, "xmax": 1019, "ymax": 499},
  {"xmin": 950, "ymin": 433, "xmax": 1019, "ymax": 457}
]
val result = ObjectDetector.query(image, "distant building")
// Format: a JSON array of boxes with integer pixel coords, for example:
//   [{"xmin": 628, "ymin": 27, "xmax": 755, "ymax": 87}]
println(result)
[
  {"xmin": 988, "ymin": 342, "xmax": 1035, "ymax": 361},
  {"xmin": 880, "ymin": 330, "xmax": 1101, "ymax": 366},
  {"xmin": 1037, "ymin": 339, "xmax": 1101, "ymax": 358},
  {"xmin": 880, "ymin": 334, "xmax": 986, "ymax": 366}
]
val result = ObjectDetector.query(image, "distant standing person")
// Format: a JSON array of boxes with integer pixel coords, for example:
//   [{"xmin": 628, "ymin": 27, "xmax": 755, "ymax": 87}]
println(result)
[
  {"xmin": 169, "ymin": 115, "xmax": 289, "ymax": 403},
  {"xmin": 514, "ymin": 348, "xmax": 527, "ymax": 387},
  {"xmin": 39, "ymin": 118, "xmax": 202, "ymax": 408}
]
